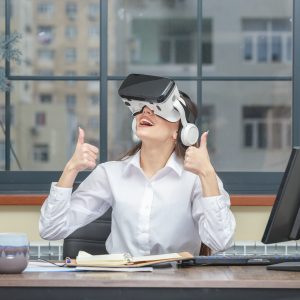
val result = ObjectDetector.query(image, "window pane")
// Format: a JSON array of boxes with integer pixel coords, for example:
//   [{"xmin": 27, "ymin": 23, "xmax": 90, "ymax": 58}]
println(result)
[
  {"xmin": 203, "ymin": 0, "xmax": 293, "ymax": 76},
  {"xmin": 107, "ymin": 80, "xmax": 198, "ymax": 160},
  {"xmin": 203, "ymin": 81, "xmax": 292, "ymax": 171},
  {"xmin": 10, "ymin": 1, "xmax": 100, "ymax": 76},
  {"xmin": 108, "ymin": 0, "xmax": 198, "ymax": 76},
  {"xmin": 9, "ymin": 81, "xmax": 99, "ymax": 170}
]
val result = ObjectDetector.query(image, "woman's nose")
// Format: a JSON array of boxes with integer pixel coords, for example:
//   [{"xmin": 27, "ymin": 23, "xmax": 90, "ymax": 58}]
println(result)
[{"xmin": 142, "ymin": 106, "xmax": 154, "ymax": 115}]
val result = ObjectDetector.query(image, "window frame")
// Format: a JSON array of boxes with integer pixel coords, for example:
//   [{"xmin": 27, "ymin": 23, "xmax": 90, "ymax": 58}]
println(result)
[{"xmin": 1, "ymin": 0, "xmax": 300, "ymax": 197}]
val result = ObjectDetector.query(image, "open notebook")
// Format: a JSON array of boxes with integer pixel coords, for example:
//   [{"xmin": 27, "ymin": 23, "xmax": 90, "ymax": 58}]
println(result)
[{"xmin": 66, "ymin": 251, "xmax": 194, "ymax": 268}]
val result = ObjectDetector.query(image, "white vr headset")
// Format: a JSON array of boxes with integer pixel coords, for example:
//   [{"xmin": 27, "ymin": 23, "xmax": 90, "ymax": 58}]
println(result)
[{"xmin": 118, "ymin": 74, "xmax": 199, "ymax": 146}]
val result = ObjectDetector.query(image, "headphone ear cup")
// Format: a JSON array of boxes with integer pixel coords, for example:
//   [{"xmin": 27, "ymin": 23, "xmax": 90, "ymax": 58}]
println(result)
[
  {"xmin": 181, "ymin": 124, "xmax": 199, "ymax": 146},
  {"xmin": 132, "ymin": 118, "xmax": 137, "ymax": 135},
  {"xmin": 131, "ymin": 118, "xmax": 140, "ymax": 142}
]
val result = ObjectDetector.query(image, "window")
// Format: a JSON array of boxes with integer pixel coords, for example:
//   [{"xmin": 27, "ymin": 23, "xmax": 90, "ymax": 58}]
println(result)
[
  {"xmin": 65, "ymin": 48, "xmax": 76, "ymax": 63},
  {"xmin": 39, "ymin": 94, "xmax": 52, "ymax": 103},
  {"xmin": 89, "ymin": 95, "xmax": 99, "ymax": 107},
  {"xmin": 33, "ymin": 144, "xmax": 49, "ymax": 162},
  {"xmin": 66, "ymin": 2, "xmax": 77, "ymax": 20},
  {"xmin": 242, "ymin": 19, "xmax": 292, "ymax": 63},
  {"xmin": 37, "ymin": 26, "xmax": 54, "ymax": 45},
  {"xmin": 65, "ymin": 26, "xmax": 77, "ymax": 39},
  {"xmin": 37, "ymin": 49, "xmax": 55, "ymax": 60},
  {"xmin": 65, "ymin": 95, "xmax": 77, "ymax": 111},
  {"xmin": 35, "ymin": 112, "xmax": 46, "ymax": 126},
  {"xmin": 0, "ymin": 142, "xmax": 4, "ymax": 166},
  {"xmin": 88, "ymin": 3, "xmax": 100, "ymax": 20},
  {"xmin": 88, "ymin": 48, "xmax": 99, "ymax": 64},
  {"xmin": 243, "ymin": 106, "xmax": 291, "ymax": 149},
  {"xmin": 1, "ymin": 0, "xmax": 297, "ymax": 196},
  {"xmin": 37, "ymin": 3, "xmax": 54, "ymax": 16},
  {"xmin": 88, "ymin": 26, "xmax": 99, "ymax": 38}
]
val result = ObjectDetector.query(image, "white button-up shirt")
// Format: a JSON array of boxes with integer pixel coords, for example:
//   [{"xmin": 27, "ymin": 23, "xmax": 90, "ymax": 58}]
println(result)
[{"xmin": 39, "ymin": 151, "xmax": 236, "ymax": 256}]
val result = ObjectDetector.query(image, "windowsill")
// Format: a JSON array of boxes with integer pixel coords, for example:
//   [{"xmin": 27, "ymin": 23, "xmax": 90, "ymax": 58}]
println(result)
[{"xmin": 0, "ymin": 194, "xmax": 275, "ymax": 206}]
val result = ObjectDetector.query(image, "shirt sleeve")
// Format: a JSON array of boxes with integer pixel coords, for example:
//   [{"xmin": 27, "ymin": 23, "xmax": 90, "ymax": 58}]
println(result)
[
  {"xmin": 39, "ymin": 165, "xmax": 112, "ymax": 240},
  {"xmin": 191, "ymin": 176, "xmax": 236, "ymax": 253}
]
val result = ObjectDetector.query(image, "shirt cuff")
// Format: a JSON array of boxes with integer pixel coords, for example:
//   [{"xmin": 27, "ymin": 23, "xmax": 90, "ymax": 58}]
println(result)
[{"xmin": 49, "ymin": 182, "xmax": 73, "ymax": 201}]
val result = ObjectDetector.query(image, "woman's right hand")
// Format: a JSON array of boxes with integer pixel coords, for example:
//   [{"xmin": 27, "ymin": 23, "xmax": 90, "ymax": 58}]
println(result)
[
  {"xmin": 67, "ymin": 127, "xmax": 99, "ymax": 173},
  {"xmin": 57, "ymin": 128, "xmax": 99, "ymax": 188}
]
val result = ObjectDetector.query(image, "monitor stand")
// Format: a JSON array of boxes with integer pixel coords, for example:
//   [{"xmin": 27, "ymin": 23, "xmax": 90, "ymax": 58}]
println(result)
[{"xmin": 267, "ymin": 261, "xmax": 300, "ymax": 271}]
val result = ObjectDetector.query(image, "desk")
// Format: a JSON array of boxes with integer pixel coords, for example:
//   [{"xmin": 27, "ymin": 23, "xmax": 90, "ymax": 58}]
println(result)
[{"xmin": 1, "ymin": 265, "xmax": 300, "ymax": 300}]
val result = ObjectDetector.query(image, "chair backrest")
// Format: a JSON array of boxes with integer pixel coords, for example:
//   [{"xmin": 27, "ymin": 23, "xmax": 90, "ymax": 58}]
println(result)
[{"xmin": 62, "ymin": 208, "xmax": 112, "ymax": 259}]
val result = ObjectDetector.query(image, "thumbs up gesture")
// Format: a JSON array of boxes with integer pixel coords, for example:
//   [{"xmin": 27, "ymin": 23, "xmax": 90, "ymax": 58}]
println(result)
[
  {"xmin": 183, "ymin": 131, "xmax": 214, "ymax": 177},
  {"xmin": 68, "ymin": 127, "xmax": 99, "ymax": 173},
  {"xmin": 184, "ymin": 131, "xmax": 221, "ymax": 196}
]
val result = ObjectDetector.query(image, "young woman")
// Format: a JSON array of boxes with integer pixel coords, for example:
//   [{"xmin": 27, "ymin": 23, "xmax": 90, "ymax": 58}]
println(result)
[{"xmin": 39, "ymin": 91, "xmax": 236, "ymax": 257}]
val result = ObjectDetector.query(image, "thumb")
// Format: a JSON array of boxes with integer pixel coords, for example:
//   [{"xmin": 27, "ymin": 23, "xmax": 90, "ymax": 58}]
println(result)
[
  {"xmin": 199, "ymin": 130, "xmax": 209, "ymax": 148},
  {"xmin": 77, "ymin": 127, "xmax": 85, "ymax": 145}
]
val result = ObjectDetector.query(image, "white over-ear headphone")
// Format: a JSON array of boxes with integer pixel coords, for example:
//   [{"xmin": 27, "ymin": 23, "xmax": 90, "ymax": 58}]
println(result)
[
  {"xmin": 172, "ymin": 98, "xmax": 199, "ymax": 146},
  {"xmin": 131, "ymin": 98, "xmax": 198, "ymax": 146}
]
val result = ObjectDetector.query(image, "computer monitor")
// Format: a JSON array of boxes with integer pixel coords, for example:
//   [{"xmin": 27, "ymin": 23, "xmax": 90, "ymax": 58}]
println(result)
[{"xmin": 262, "ymin": 147, "xmax": 300, "ymax": 271}]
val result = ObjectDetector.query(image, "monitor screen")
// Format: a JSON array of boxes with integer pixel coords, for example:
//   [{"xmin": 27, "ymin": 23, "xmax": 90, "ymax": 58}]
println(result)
[{"xmin": 262, "ymin": 147, "xmax": 300, "ymax": 244}]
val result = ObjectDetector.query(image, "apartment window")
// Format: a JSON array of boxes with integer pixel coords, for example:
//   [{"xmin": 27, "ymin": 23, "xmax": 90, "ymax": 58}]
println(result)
[
  {"xmin": 66, "ymin": 2, "xmax": 77, "ymax": 20},
  {"xmin": 131, "ymin": 18, "xmax": 212, "ymax": 65},
  {"xmin": 39, "ymin": 94, "xmax": 52, "ymax": 103},
  {"xmin": 65, "ymin": 95, "xmax": 77, "ymax": 110},
  {"xmin": 65, "ymin": 26, "xmax": 77, "ymax": 39},
  {"xmin": 243, "ymin": 106, "xmax": 291, "ymax": 149},
  {"xmin": 242, "ymin": 19, "xmax": 292, "ymax": 63},
  {"xmin": 37, "ymin": 3, "xmax": 54, "ymax": 16},
  {"xmin": 0, "ymin": 142, "xmax": 4, "ymax": 163},
  {"xmin": 65, "ymin": 48, "xmax": 76, "ymax": 63},
  {"xmin": 35, "ymin": 112, "xmax": 46, "ymax": 126},
  {"xmin": 89, "ymin": 95, "xmax": 99, "ymax": 107},
  {"xmin": 88, "ymin": 48, "xmax": 99, "ymax": 64},
  {"xmin": 33, "ymin": 144, "xmax": 49, "ymax": 162},
  {"xmin": 88, "ymin": 3, "xmax": 100, "ymax": 20},
  {"xmin": 37, "ymin": 49, "xmax": 55, "ymax": 60},
  {"xmin": 88, "ymin": 26, "xmax": 99, "ymax": 38},
  {"xmin": 37, "ymin": 26, "xmax": 54, "ymax": 44}
]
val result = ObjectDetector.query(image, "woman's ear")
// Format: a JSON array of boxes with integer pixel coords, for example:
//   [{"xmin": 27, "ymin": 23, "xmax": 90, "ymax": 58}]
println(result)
[{"xmin": 172, "ymin": 130, "xmax": 178, "ymax": 141}]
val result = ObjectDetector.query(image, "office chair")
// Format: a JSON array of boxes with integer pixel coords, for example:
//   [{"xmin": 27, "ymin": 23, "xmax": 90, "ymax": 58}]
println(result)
[{"xmin": 62, "ymin": 208, "xmax": 112, "ymax": 259}]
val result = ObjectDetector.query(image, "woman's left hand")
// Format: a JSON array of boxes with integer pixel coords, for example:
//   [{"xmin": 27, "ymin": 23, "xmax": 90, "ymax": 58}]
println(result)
[
  {"xmin": 183, "ymin": 131, "xmax": 214, "ymax": 177},
  {"xmin": 184, "ymin": 131, "xmax": 220, "ymax": 196}
]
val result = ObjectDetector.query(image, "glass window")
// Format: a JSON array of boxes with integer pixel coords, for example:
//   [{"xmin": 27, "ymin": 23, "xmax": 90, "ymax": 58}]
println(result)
[
  {"xmin": 10, "ymin": 1, "xmax": 101, "ymax": 76},
  {"xmin": 65, "ymin": 26, "xmax": 77, "ymax": 39},
  {"xmin": 203, "ymin": 81, "xmax": 292, "ymax": 171},
  {"xmin": 203, "ymin": 0, "xmax": 293, "ymax": 76},
  {"xmin": 33, "ymin": 144, "xmax": 49, "ymax": 162},
  {"xmin": 35, "ymin": 112, "xmax": 46, "ymax": 126},
  {"xmin": 37, "ymin": 3, "xmax": 54, "ymax": 16},
  {"xmin": 65, "ymin": 48, "xmax": 76, "ymax": 63},
  {"xmin": 37, "ymin": 26, "xmax": 54, "ymax": 45},
  {"xmin": 108, "ymin": 0, "xmax": 198, "ymax": 76},
  {"xmin": 8, "ymin": 81, "xmax": 99, "ymax": 170},
  {"xmin": 88, "ymin": 3, "xmax": 100, "ymax": 21},
  {"xmin": 37, "ymin": 49, "xmax": 55, "ymax": 60},
  {"xmin": 242, "ymin": 18, "xmax": 292, "ymax": 64},
  {"xmin": 39, "ymin": 94, "xmax": 52, "ymax": 103},
  {"xmin": 65, "ymin": 94, "xmax": 77, "ymax": 111},
  {"xmin": 66, "ymin": 2, "xmax": 77, "ymax": 20}
]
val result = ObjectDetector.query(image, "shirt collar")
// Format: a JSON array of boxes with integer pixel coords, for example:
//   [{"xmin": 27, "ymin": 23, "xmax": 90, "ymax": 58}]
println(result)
[{"xmin": 122, "ymin": 150, "xmax": 183, "ymax": 177}]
